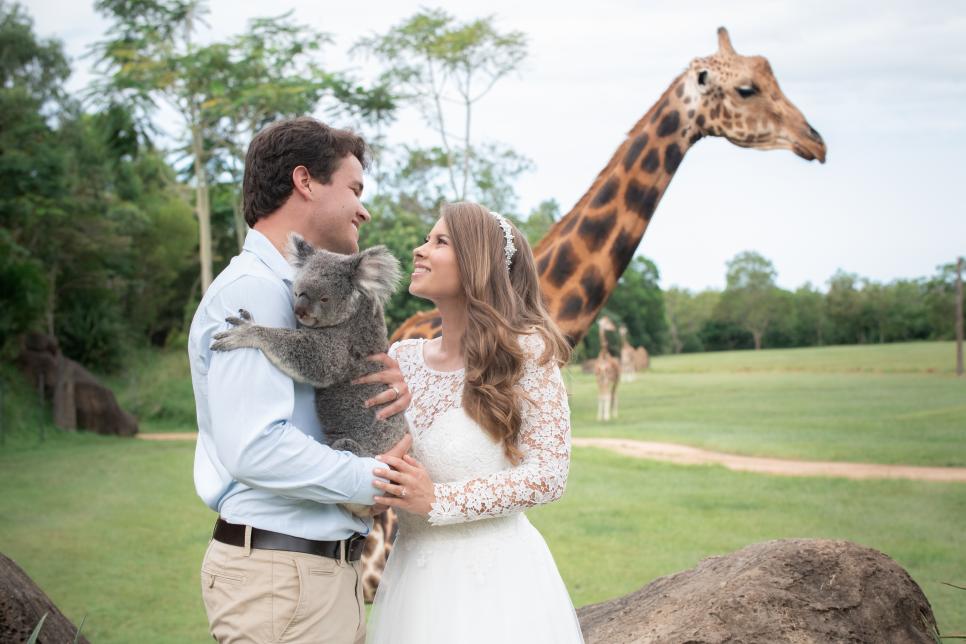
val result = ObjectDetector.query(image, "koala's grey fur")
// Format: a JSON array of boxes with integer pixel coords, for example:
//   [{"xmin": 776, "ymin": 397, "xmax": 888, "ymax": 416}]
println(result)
[{"xmin": 211, "ymin": 233, "xmax": 408, "ymax": 458}]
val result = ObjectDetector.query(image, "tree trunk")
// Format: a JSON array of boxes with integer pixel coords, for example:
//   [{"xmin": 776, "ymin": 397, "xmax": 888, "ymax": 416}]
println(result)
[
  {"xmin": 956, "ymin": 257, "xmax": 963, "ymax": 377},
  {"xmin": 753, "ymin": 331, "xmax": 763, "ymax": 351},
  {"xmin": 45, "ymin": 267, "xmax": 55, "ymax": 337},
  {"xmin": 191, "ymin": 118, "xmax": 213, "ymax": 293},
  {"xmin": 232, "ymin": 193, "xmax": 247, "ymax": 252}
]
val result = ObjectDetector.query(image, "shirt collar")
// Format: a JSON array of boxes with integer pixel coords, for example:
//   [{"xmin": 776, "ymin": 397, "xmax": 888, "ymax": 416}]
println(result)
[{"xmin": 243, "ymin": 229, "xmax": 296, "ymax": 283}]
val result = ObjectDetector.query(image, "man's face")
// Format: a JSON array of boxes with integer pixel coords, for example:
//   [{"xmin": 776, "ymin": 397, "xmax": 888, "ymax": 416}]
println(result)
[{"xmin": 301, "ymin": 154, "xmax": 371, "ymax": 255}]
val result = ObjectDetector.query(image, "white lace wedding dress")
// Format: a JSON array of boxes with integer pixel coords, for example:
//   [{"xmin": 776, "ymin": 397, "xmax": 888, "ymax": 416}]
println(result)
[{"xmin": 367, "ymin": 335, "xmax": 584, "ymax": 644}]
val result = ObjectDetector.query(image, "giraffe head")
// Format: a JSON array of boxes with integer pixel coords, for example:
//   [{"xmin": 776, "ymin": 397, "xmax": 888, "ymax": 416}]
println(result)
[
  {"xmin": 684, "ymin": 27, "xmax": 826, "ymax": 163},
  {"xmin": 598, "ymin": 316, "xmax": 617, "ymax": 333}
]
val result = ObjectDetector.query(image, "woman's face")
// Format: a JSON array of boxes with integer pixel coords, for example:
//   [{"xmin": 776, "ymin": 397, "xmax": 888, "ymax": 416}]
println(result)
[{"xmin": 409, "ymin": 218, "xmax": 462, "ymax": 303}]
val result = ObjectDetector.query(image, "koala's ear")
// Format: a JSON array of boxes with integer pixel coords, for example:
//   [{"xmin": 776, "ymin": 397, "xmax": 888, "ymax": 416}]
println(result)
[
  {"xmin": 352, "ymin": 245, "xmax": 401, "ymax": 307},
  {"xmin": 286, "ymin": 233, "xmax": 316, "ymax": 269}
]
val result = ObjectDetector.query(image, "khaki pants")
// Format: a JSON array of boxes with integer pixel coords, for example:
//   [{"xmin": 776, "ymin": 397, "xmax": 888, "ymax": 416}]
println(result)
[{"xmin": 200, "ymin": 537, "xmax": 366, "ymax": 644}]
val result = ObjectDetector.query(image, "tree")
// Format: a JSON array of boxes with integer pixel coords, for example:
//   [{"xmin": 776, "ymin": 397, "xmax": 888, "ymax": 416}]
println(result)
[
  {"xmin": 356, "ymin": 9, "xmax": 531, "ymax": 214},
  {"xmin": 790, "ymin": 282, "xmax": 827, "ymax": 346},
  {"xmin": 664, "ymin": 288, "xmax": 720, "ymax": 353},
  {"xmin": 605, "ymin": 256, "xmax": 669, "ymax": 354},
  {"xmin": 717, "ymin": 251, "xmax": 783, "ymax": 350},
  {"xmin": 92, "ymin": 1, "xmax": 394, "ymax": 292},
  {"xmin": 209, "ymin": 14, "xmax": 395, "ymax": 251}
]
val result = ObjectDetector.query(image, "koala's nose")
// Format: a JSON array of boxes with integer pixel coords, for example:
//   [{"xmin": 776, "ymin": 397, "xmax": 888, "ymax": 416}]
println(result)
[{"xmin": 294, "ymin": 302, "xmax": 308, "ymax": 318}]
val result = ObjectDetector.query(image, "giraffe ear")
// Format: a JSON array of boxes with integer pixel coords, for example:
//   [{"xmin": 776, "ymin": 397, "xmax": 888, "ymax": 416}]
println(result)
[{"xmin": 695, "ymin": 68, "xmax": 713, "ymax": 94}]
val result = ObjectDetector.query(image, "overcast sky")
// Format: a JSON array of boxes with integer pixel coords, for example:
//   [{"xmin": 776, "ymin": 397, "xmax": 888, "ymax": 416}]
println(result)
[{"xmin": 24, "ymin": 0, "xmax": 966, "ymax": 291}]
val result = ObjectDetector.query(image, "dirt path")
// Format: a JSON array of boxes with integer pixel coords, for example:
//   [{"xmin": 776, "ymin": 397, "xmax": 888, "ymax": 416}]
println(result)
[
  {"xmin": 138, "ymin": 432, "xmax": 966, "ymax": 483},
  {"xmin": 572, "ymin": 438, "xmax": 966, "ymax": 483}
]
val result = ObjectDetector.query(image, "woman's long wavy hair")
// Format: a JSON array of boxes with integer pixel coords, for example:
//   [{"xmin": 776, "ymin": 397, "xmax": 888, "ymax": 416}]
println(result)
[{"xmin": 442, "ymin": 202, "xmax": 571, "ymax": 464}]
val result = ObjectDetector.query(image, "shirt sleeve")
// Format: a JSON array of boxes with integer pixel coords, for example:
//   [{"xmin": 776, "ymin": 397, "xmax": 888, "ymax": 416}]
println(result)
[
  {"xmin": 205, "ymin": 275, "xmax": 382, "ymax": 505},
  {"xmin": 428, "ymin": 335, "xmax": 571, "ymax": 525}
]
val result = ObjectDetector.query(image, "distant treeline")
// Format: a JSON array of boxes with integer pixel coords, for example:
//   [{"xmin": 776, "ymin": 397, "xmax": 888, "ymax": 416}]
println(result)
[{"xmin": 582, "ymin": 251, "xmax": 963, "ymax": 360}]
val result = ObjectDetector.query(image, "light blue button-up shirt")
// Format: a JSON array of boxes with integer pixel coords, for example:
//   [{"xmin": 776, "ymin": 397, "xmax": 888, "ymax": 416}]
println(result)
[{"xmin": 189, "ymin": 229, "xmax": 381, "ymax": 540}]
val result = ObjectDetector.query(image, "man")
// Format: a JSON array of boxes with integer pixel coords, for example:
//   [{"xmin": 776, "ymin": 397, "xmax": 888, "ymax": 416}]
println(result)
[{"xmin": 188, "ymin": 117, "xmax": 411, "ymax": 644}]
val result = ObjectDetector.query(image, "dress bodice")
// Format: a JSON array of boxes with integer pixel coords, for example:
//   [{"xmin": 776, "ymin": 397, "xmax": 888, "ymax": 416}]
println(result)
[{"xmin": 389, "ymin": 335, "xmax": 572, "ymax": 529}]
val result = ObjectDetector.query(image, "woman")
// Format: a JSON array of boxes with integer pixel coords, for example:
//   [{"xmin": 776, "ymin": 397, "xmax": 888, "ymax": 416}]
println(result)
[{"xmin": 366, "ymin": 202, "xmax": 584, "ymax": 643}]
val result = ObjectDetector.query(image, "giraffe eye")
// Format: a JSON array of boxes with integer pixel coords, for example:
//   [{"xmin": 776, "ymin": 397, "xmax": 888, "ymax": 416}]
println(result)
[{"xmin": 737, "ymin": 85, "xmax": 758, "ymax": 98}]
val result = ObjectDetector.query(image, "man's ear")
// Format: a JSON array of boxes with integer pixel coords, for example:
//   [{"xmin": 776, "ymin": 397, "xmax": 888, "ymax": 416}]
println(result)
[
  {"xmin": 353, "ymin": 246, "xmax": 401, "ymax": 307},
  {"xmin": 286, "ymin": 233, "xmax": 316, "ymax": 268},
  {"xmin": 291, "ymin": 165, "xmax": 314, "ymax": 200}
]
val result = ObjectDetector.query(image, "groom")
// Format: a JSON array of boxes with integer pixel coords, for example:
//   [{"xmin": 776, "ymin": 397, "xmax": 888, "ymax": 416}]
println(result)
[{"xmin": 188, "ymin": 117, "xmax": 412, "ymax": 644}]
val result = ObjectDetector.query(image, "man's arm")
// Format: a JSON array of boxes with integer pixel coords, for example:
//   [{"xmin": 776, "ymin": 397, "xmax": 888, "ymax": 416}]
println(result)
[{"xmin": 205, "ymin": 275, "xmax": 381, "ymax": 505}]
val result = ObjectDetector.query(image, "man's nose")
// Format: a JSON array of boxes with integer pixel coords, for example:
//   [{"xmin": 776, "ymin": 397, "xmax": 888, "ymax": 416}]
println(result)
[{"xmin": 358, "ymin": 204, "xmax": 371, "ymax": 222}]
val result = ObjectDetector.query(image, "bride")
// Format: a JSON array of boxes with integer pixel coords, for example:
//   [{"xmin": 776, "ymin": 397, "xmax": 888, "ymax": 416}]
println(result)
[{"xmin": 365, "ymin": 201, "xmax": 584, "ymax": 643}]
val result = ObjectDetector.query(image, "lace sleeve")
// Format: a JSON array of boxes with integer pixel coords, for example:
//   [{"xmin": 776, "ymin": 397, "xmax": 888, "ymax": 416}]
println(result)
[{"xmin": 428, "ymin": 334, "xmax": 571, "ymax": 526}]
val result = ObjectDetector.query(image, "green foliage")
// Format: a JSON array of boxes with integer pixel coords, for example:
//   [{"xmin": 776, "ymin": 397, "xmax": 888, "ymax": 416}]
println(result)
[
  {"xmin": 356, "ymin": 8, "xmax": 531, "ymax": 214},
  {"xmin": 716, "ymin": 250, "xmax": 783, "ymax": 350},
  {"xmin": 0, "ymin": 230, "xmax": 47, "ymax": 355}
]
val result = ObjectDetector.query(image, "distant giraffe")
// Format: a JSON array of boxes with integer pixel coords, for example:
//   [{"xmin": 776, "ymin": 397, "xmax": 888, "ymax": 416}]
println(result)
[
  {"xmin": 391, "ymin": 27, "xmax": 825, "ymax": 346},
  {"xmin": 373, "ymin": 26, "xmax": 827, "ymax": 601},
  {"xmin": 595, "ymin": 316, "xmax": 621, "ymax": 420},
  {"xmin": 618, "ymin": 324, "xmax": 638, "ymax": 382}
]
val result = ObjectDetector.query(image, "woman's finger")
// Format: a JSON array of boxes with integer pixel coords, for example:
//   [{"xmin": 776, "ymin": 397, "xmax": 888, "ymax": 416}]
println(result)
[
  {"xmin": 375, "ymin": 454, "xmax": 415, "ymax": 473},
  {"xmin": 364, "ymin": 388, "xmax": 397, "ymax": 409}
]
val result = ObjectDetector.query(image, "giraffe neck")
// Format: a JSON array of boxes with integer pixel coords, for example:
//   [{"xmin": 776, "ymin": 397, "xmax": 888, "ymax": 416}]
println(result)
[{"xmin": 535, "ymin": 72, "xmax": 701, "ymax": 345}]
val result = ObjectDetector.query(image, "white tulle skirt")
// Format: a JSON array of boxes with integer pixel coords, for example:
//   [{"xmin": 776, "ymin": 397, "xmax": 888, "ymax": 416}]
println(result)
[{"xmin": 367, "ymin": 512, "xmax": 584, "ymax": 644}]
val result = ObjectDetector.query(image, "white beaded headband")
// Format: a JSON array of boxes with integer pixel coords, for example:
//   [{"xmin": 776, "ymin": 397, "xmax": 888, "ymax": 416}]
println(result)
[{"xmin": 488, "ymin": 210, "xmax": 517, "ymax": 270}]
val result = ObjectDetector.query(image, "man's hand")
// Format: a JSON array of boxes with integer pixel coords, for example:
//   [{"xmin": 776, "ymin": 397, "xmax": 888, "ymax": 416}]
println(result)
[{"xmin": 352, "ymin": 353, "xmax": 412, "ymax": 420}]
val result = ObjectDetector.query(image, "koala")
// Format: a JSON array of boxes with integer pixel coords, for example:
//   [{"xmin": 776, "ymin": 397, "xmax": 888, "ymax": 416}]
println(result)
[{"xmin": 210, "ymin": 233, "xmax": 409, "ymax": 464}]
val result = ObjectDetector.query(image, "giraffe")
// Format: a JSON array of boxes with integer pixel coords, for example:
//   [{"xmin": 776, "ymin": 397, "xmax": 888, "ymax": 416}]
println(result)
[
  {"xmin": 618, "ymin": 324, "xmax": 638, "ymax": 382},
  {"xmin": 595, "ymin": 316, "xmax": 621, "ymax": 420},
  {"xmin": 370, "ymin": 26, "xmax": 827, "ymax": 600},
  {"xmin": 390, "ymin": 27, "xmax": 825, "ymax": 346}
]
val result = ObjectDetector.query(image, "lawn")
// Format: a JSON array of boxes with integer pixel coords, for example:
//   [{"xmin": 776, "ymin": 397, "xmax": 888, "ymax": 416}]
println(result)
[
  {"xmin": 0, "ymin": 434, "xmax": 963, "ymax": 642},
  {"xmin": 566, "ymin": 341, "xmax": 966, "ymax": 466},
  {"xmin": 1, "ymin": 341, "xmax": 964, "ymax": 641}
]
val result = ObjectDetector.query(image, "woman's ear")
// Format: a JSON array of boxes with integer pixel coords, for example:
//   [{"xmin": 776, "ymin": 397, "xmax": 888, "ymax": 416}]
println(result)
[
  {"xmin": 353, "ymin": 246, "xmax": 401, "ymax": 307},
  {"xmin": 286, "ymin": 233, "xmax": 316, "ymax": 268}
]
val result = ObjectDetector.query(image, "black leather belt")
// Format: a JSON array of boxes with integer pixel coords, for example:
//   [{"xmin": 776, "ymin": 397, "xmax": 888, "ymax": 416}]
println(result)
[{"xmin": 213, "ymin": 518, "xmax": 366, "ymax": 562}]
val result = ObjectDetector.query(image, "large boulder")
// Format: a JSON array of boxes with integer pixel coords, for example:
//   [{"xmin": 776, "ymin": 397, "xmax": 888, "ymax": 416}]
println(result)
[
  {"xmin": 15, "ymin": 332, "xmax": 138, "ymax": 436},
  {"xmin": 0, "ymin": 553, "xmax": 90, "ymax": 643},
  {"xmin": 577, "ymin": 539, "xmax": 938, "ymax": 643}
]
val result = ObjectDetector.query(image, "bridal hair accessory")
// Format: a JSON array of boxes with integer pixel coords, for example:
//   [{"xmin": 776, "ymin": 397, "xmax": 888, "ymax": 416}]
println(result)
[{"xmin": 488, "ymin": 210, "xmax": 516, "ymax": 270}]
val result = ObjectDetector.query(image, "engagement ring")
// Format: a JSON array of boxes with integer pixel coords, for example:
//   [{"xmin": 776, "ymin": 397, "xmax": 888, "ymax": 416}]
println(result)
[{"xmin": 390, "ymin": 385, "xmax": 401, "ymax": 400}]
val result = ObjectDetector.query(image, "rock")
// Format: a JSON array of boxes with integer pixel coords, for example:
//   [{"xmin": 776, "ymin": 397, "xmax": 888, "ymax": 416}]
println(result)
[
  {"xmin": 577, "ymin": 539, "xmax": 938, "ymax": 643},
  {"xmin": 16, "ymin": 332, "xmax": 138, "ymax": 437},
  {"xmin": 0, "ymin": 552, "xmax": 90, "ymax": 644}
]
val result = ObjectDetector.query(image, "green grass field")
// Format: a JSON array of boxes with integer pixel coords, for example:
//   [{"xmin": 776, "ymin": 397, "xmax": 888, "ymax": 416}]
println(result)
[
  {"xmin": 567, "ymin": 341, "xmax": 966, "ymax": 466},
  {"xmin": 1, "ymin": 341, "xmax": 964, "ymax": 641}
]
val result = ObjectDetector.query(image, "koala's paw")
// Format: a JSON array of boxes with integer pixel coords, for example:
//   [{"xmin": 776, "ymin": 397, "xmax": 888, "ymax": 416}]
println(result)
[
  {"xmin": 225, "ymin": 308, "xmax": 254, "ymax": 327},
  {"xmin": 211, "ymin": 311, "xmax": 258, "ymax": 352}
]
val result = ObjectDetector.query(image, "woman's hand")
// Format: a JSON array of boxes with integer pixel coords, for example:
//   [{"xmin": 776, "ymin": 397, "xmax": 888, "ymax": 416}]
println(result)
[
  {"xmin": 352, "ymin": 353, "xmax": 411, "ymax": 420},
  {"xmin": 373, "ymin": 454, "xmax": 436, "ymax": 516}
]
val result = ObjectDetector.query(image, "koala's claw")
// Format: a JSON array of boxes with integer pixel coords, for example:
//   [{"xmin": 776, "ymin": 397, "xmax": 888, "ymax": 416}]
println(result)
[{"xmin": 225, "ymin": 309, "xmax": 254, "ymax": 327}]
